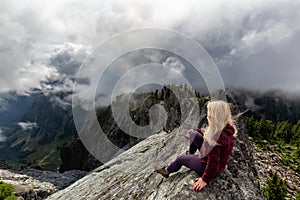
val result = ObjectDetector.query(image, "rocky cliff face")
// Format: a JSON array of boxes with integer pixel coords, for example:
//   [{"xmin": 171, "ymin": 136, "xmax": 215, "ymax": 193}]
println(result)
[
  {"xmin": 59, "ymin": 139, "xmax": 101, "ymax": 173},
  {"xmin": 0, "ymin": 168, "xmax": 87, "ymax": 200},
  {"xmin": 48, "ymin": 119, "xmax": 264, "ymax": 200}
]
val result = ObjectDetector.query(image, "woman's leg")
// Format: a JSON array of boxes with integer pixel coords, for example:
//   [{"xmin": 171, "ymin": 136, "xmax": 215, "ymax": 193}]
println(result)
[
  {"xmin": 189, "ymin": 131, "xmax": 204, "ymax": 154},
  {"xmin": 166, "ymin": 155, "xmax": 205, "ymax": 175},
  {"xmin": 156, "ymin": 131, "xmax": 204, "ymax": 178}
]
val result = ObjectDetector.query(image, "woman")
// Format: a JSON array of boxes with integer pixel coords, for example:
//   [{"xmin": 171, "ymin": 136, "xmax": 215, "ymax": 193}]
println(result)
[{"xmin": 155, "ymin": 100, "xmax": 237, "ymax": 191}]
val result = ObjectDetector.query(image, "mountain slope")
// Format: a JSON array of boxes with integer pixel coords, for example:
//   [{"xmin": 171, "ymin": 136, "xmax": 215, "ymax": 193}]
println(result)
[
  {"xmin": 47, "ymin": 118, "xmax": 263, "ymax": 199},
  {"xmin": 0, "ymin": 93, "xmax": 77, "ymax": 171}
]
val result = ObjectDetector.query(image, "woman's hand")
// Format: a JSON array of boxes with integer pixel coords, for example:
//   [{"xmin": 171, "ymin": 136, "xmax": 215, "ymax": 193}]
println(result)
[
  {"xmin": 186, "ymin": 129, "xmax": 194, "ymax": 137},
  {"xmin": 192, "ymin": 178, "xmax": 207, "ymax": 191}
]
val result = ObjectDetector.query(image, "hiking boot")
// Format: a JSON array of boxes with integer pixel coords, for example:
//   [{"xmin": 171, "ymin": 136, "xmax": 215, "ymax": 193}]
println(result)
[{"xmin": 154, "ymin": 165, "xmax": 169, "ymax": 178}]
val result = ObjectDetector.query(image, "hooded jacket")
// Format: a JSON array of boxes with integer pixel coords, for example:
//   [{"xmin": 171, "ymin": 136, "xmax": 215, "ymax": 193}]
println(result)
[{"xmin": 200, "ymin": 124, "xmax": 235, "ymax": 183}]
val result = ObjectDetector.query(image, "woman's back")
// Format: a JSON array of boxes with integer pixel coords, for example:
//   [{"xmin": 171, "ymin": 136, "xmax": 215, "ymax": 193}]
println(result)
[{"xmin": 200, "ymin": 124, "xmax": 235, "ymax": 183}]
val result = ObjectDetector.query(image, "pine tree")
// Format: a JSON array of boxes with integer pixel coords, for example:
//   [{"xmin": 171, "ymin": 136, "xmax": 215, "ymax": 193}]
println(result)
[
  {"xmin": 154, "ymin": 89, "xmax": 158, "ymax": 98},
  {"xmin": 160, "ymin": 88, "xmax": 165, "ymax": 100},
  {"xmin": 264, "ymin": 172, "xmax": 287, "ymax": 200},
  {"xmin": 274, "ymin": 121, "xmax": 292, "ymax": 144}
]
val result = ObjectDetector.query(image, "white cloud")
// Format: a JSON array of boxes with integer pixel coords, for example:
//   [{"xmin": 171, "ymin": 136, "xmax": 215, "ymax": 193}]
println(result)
[
  {"xmin": 18, "ymin": 122, "xmax": 38, "ymax": 131},
  {"xmin": 0, "ymin": 0, "xmax": 300, "ymax": 96},
  {"xmin": 0, "ymin": 98, "xmax": 8, "ymax": 112},
  {"xmin": 0, "ymin": 128, "xmax": 6, "ymax": 142},
  {"xmin": 162, "ymin": 57, "xmax": 186, "ymax": 74}
]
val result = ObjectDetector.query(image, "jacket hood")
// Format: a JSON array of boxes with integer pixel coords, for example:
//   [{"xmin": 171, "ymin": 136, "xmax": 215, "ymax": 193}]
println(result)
[{"xmin": 222, "ymin": 124, "xmax": 235, "ymax": 136}]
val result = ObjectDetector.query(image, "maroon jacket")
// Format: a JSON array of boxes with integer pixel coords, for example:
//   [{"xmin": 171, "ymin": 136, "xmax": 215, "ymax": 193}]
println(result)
[{"xmin": 200, "ymin": 124, "xmax": 235, "ymax": 183}]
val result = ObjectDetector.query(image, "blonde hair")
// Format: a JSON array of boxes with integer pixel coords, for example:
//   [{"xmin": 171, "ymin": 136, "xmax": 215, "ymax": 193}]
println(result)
[{"xmin": 204, "ymin": 100, "xmax": 237, "ymax": 146}]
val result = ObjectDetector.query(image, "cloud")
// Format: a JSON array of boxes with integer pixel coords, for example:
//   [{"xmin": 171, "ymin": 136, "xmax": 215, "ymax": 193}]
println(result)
[
  {"xmin": 18, "ymin": 122, "xmax": 38, "ymax": 130},
  {"xmin": 92, "ymin": 49, "xmax": 193, "ymax": 107},
  {"xmin": 0, "ymin": 0, "xmax": 300, "ymax": 98},
  {"xmin": 0, "ymin": 12, "xmax": 59, "ymax": 94},
  {"xmin": 0, "ymin": 97, "xmax": 9, "ymax": 112},
  {"xmin": 49, "ymin": 43, "xmax": 90, "ymax": 76},
  {"xmin": 0, "ymin": 128, "xmax": 6, "ymax": 142},
  {"xmin": 0, "ymin": 0, "xmax": 92, "ymax": 94},
  {"xmin": 162, "ymin": 57, "xmax": 186, "ymax": 74},
  {"xmin": 212, "ymin": 2, "xmax": 300, "ymax": 92}
]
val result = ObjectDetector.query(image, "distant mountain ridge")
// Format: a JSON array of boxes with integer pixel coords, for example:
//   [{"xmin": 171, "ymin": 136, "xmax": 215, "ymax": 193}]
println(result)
[
  {"xmin": 231, "ymin": 89, "xmax": 300, "ymax": 123},
  {"xmin": 0, "ymin": 87, "xmax": 300, "ymax": 173}
]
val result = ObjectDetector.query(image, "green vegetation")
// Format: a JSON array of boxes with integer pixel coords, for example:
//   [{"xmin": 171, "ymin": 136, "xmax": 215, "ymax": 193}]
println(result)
[
  {"xmin": 0, "ymin": 181, "xmax": 16, "ymax": 200},
  {"xmin": 244, "ymin": 117, "xmax": 300, "ymax": 173},
  {"xmin": 263, "ymin": 172, "xmax": 287, "ymax": 200}
]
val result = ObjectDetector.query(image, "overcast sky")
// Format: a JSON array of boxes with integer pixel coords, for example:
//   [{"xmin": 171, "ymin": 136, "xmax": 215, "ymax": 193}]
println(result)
[{"xmin": 1, "ymin": 0, "xmax": 300, "ymax": 97}]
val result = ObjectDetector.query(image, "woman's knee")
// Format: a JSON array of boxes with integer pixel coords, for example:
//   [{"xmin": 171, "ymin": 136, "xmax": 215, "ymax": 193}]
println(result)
[
  {"xmin": 190, "ymin": 131, "xmax": 199, "ymax": 137},
  {"xmin": 176, "ymin": 155, "xmax": 188, "ymax": 164},
  {"xmin": 190, "ymin": 131, "xmax": 203, "ymax": 142}
]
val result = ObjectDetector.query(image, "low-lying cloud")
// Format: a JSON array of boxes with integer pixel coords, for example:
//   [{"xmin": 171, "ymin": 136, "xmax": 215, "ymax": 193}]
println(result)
[
  {"xmin": 18, "ymin": 122, "xmax": 38, "ymax": 131},
  {"xmin": 0, "ymin": 128, "xmax": 6, "ymax": 142}
]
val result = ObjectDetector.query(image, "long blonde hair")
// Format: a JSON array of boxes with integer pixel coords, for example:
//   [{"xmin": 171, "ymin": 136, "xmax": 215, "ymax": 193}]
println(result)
[{"xmin": 204, "ymin": 100, "xmax": 237, "ymax": 146}]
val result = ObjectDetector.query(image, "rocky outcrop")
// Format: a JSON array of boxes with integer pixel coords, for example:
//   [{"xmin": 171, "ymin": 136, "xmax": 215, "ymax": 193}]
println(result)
[
  {"xmin": 249, "ymin": 138, "xmax": 300, "ymax": 198},
  {"xmin": 60, "ymin": 87, "xmax": 207, "ymax": 172},
  {"xmin": 0, "ymin": 168, "xmax": 87, "ymax": 199},
  {"xmin": 48, "ymin": 122, "xmax": 264, "ymax": 199},
  {"xmin": 59, "ymin": 139, "xmax": 101, "ymax": 172}
]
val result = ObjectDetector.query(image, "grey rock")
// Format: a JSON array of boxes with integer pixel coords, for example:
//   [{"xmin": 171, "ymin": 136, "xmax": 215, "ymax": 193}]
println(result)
[
  {"xmin": 268, "ymin": 145, "xmax": 280, "ymax": 152},
  {"xmin": 0, "ymin": 168, "xmax": 87, "ymax": 200},
  {"xmin": 48, "ymin": 122, "xmax": 264, "ymax": 199},
  {"xmin": 0, "ymin": 169, "xmax": 56, "ymax": 200},
  {"xmin": 250, "ymin": 140, "xmax": 300, "ymax": 197},
  {"xmin": 21, "ymin": 169, "xmax": 88, "ymax": 189}
]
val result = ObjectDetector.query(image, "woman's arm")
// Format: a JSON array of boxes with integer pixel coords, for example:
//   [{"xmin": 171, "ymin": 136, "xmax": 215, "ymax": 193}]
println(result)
[
  {"xmin": 192, "ymin": 144, "xmax": 222, "ymax": 191},
  {"xmin": 193, "ymin": 178, "xmax": 207, "ymax": 191},
  {"xmin": 201, "ymin": 144, "xmax": 221, "ymax": 183}
]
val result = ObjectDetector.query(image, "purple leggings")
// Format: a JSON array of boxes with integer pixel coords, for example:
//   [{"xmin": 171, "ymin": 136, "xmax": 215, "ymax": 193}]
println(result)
[{"xmin": 166, "ymin": 131, "xmax": 204, "ymax": 174}]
